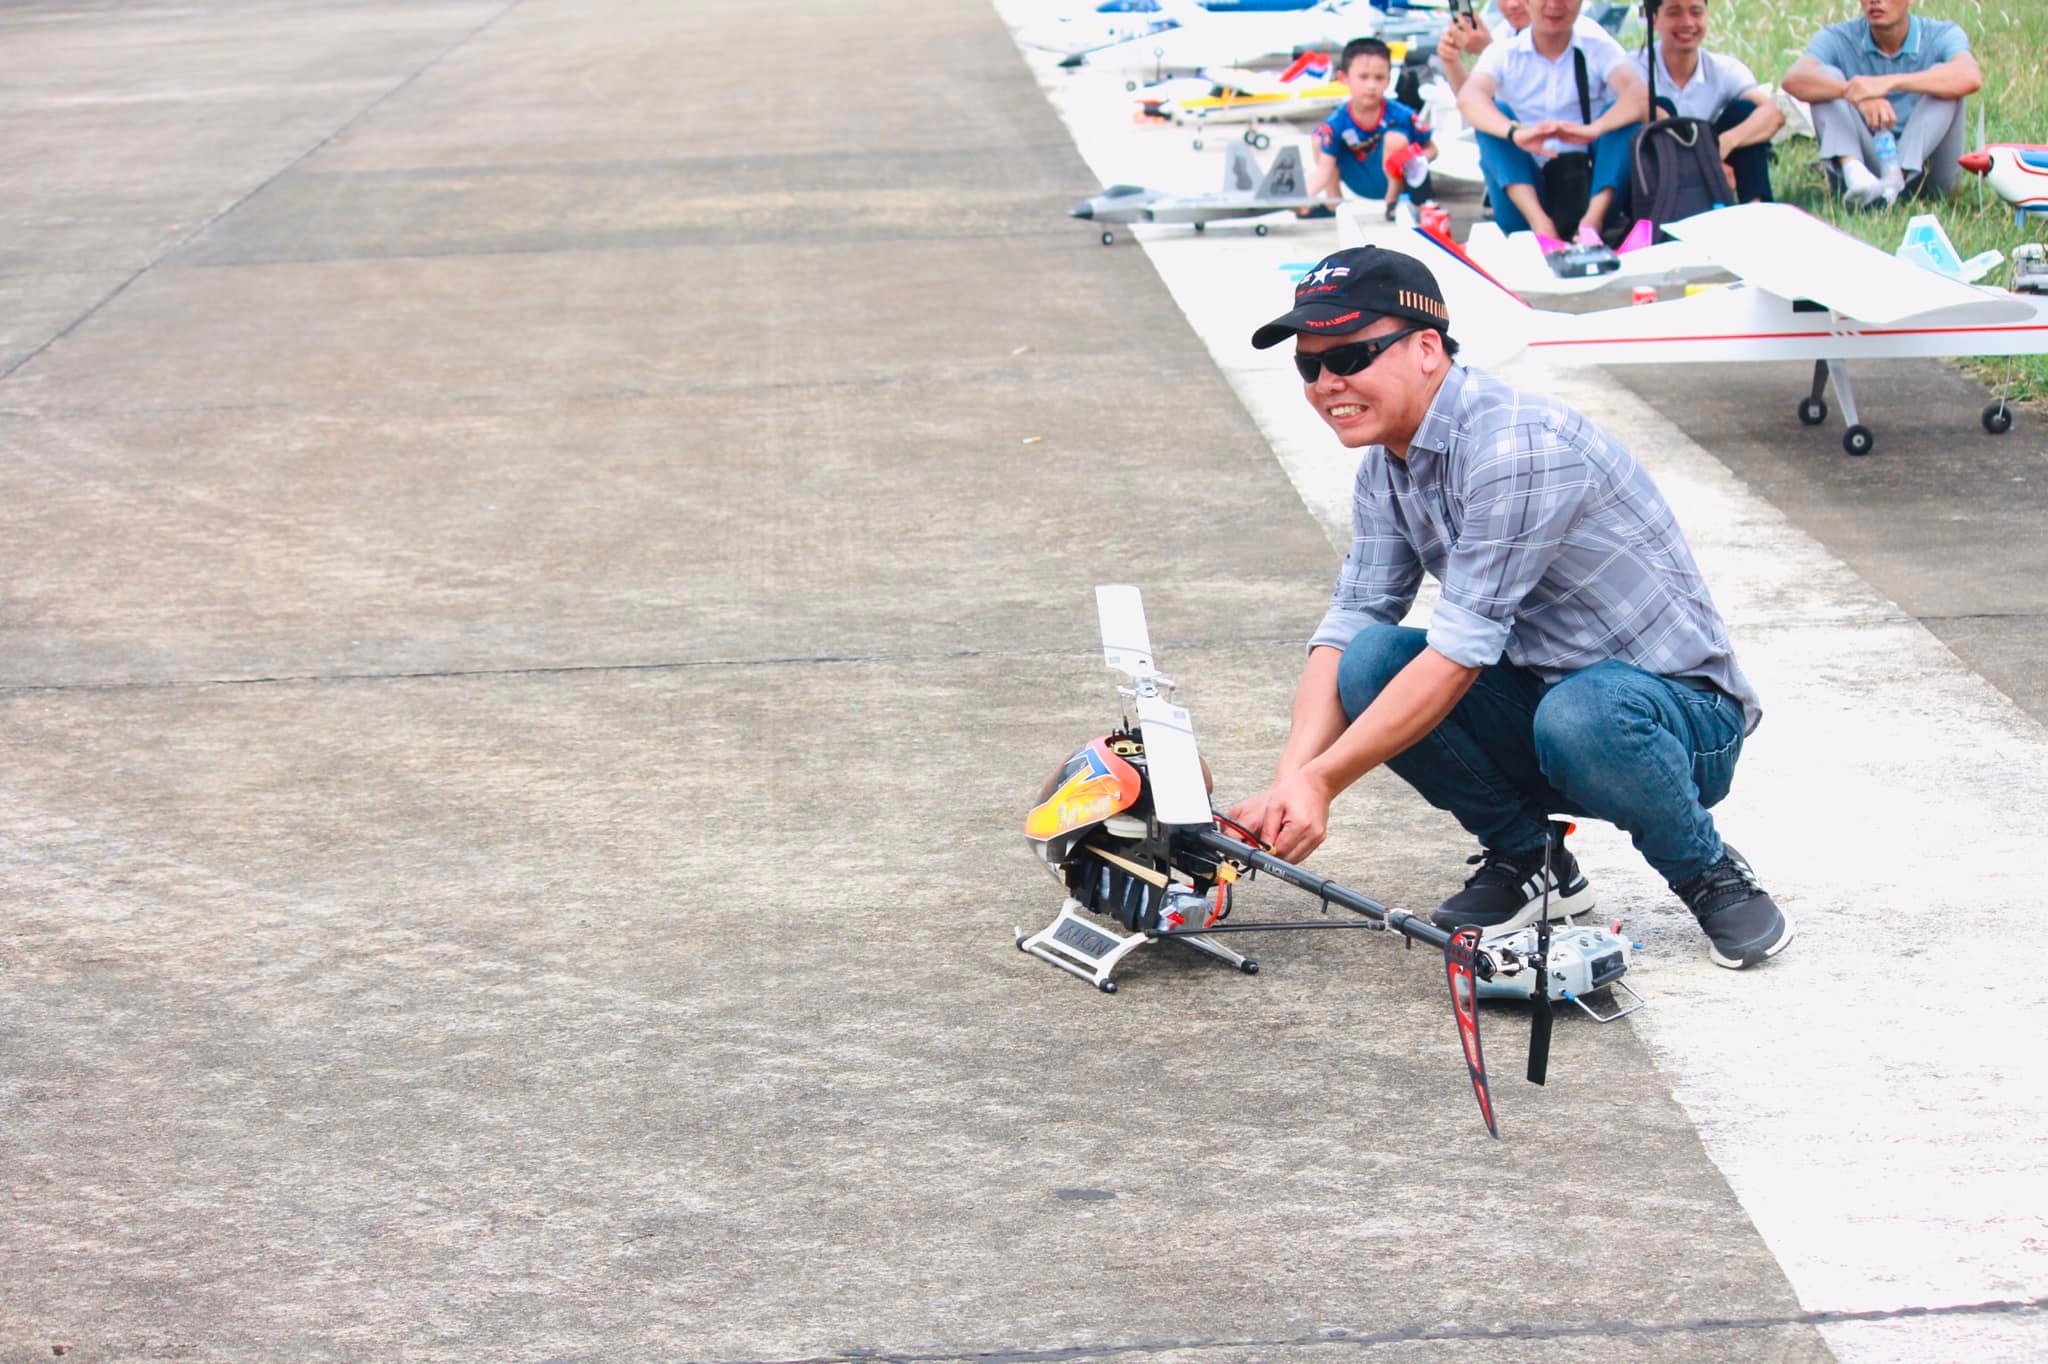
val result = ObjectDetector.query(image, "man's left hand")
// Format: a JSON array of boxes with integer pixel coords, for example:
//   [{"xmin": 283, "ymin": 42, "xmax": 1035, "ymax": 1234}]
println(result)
[{"xmin": 1842, "ymin": 74, "xmax": 1893, "ymax": 104}]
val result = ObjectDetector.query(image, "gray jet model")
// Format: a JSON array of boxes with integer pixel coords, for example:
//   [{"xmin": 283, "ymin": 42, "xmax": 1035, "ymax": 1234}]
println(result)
[{"xmin": 1069, "ymin": 143, "xmax": 1328, "ymax": 245}]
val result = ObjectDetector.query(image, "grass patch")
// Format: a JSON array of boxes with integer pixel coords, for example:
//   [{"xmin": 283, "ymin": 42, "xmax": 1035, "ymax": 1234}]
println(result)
[{"xmin": 1623, "ymin": 0, "xmax": 2048, "ymax": 400}]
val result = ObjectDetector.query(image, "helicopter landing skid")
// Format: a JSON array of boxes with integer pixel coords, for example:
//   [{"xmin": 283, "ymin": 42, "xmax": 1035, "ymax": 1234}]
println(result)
[{"xmin": 1015, "ymin": 897, "xmax": 1254, "ymax": 994}]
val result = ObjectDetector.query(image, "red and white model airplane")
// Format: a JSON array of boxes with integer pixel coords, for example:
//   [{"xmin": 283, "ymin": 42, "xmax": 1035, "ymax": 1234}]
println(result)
[
  {"xmin": 1957, "ymin": 143, "xmax": 2048, "ymax": 222},
  {"xmin": 1344, "ymin": 202, "xmax": 2044, "ymax": 455}
]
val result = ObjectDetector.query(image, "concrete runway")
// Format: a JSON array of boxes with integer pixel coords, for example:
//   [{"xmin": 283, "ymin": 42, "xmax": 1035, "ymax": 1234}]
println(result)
[{"xmin": 0, "ymin": 2, "xmax": 2042, "ymax": 1360}]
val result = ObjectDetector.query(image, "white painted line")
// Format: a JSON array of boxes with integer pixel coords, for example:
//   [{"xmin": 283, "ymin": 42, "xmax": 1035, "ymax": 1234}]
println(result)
[{"xmin": 998, "ymin": 4, "xmax": 2048, "ymax": 1360}]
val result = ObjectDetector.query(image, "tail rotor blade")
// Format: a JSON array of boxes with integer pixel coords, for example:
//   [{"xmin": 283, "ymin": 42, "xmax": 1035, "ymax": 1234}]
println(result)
[
  {"xmin": 1095, "ymin": 584, "xmax": 1153, "ymax": 680},
  {"xmin": 1445, "ymin": 927, "xmax": 1499, "ymax": 1138},
  {"xmin": 1137, "ymin": 693, "xmax": 1211, "ymax": 826}
]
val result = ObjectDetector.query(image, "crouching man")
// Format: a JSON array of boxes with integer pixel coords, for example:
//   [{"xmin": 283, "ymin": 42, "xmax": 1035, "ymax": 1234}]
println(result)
[{"xmin": 1227, "ymin": 246, "xmax": 1792, "ymax": 968}]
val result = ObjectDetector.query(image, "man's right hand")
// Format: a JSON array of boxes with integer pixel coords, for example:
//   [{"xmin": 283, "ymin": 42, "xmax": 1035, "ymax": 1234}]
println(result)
[
  {"xmin": 1225, "ymin": 769, "xmax": 1336, "ymax": 864},
  {"xmin": 1855, "ymin": 96, "xmax": 1897, "ymax": 132}
]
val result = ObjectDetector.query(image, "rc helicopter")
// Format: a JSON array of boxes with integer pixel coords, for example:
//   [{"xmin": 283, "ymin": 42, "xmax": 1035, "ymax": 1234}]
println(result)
[{"xmin": 1017, "ymin": 585, "xmax": 1642, "ymax": 1137}]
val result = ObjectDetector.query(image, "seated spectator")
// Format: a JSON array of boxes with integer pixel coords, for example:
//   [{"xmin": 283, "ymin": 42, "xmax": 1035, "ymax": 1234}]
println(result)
[
  {"xmin": 1456, "ymin": 0, "xmax": 1649, "ymax": 240},
  {"xmin": 1782, "ymin": 0, "xmax": 1981, "ymax": 205},
  {"xmin": 1438, "ymin": 0, "xmax": 1611, "ymax": 95},
  {"xmin": 1309, "ymin": 37, "xmax": 1439, "ymax": 219},
  {"xmin": 1637, "ymin": 0, "xmax": 1783, "ymax": 203}
]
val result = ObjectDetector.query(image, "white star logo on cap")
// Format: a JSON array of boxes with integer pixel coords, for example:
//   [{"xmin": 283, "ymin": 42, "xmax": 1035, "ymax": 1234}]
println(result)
[{"xmin": 1304, "ymin": 263, "xmax": 1351, "ymax": 285}]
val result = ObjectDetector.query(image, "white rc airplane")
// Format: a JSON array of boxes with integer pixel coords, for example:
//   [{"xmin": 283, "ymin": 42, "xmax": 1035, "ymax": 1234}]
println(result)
[{"xmin": 1340, "ymin": 201, "xmax": 2045, "ymax": 455}]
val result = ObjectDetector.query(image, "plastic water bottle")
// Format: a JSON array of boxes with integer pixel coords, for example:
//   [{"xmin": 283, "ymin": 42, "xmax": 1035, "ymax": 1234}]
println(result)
[{"xmin": 1873, "ymin": 131, "xmax": 1905, "ymax": 203}]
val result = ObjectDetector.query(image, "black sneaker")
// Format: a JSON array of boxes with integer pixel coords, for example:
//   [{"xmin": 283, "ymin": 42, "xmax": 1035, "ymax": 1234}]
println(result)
[
  {"xmin": 1674, "ymin": 845, "xmax": 1793, "ymax": 969},
  {"xmin": 1430, "ymin": 822, "xmax": 1594, "ymax": 934}
]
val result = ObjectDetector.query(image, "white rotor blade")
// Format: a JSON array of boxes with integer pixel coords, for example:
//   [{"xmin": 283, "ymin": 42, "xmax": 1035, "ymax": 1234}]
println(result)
[
  {"xmin": 1138, "ymin": 694, "xmax": 1211, "ymax": 826},
  {"xmin": 1096, "ymin": 584, "xmax": 1153, "ymax": 680}
]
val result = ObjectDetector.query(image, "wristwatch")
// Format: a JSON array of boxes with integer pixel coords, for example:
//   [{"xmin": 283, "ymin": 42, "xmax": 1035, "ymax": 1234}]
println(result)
[{"xmin": 1507, "ymin": 120, "xmax": 1522, "ymax": 141}]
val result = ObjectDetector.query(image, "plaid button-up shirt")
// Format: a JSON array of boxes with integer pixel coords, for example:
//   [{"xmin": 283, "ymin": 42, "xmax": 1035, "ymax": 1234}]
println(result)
[{"xmin": 1310, "ymin": 364, "xmax": 1762, "ymax": 734}]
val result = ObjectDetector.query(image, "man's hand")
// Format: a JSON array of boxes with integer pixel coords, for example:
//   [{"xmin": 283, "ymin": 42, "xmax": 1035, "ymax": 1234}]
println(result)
[
  {"xmin": 1551, "ymin": 121, "xmax": 1598, "ymax": 146},
  {"xmin": 1226, "ymin": 769, "xmax": 1335, "ymax": 863},
  {"xmin": 1512, "ymin": 119, "xmax": 1565, "ymax": 151},
  {"xmin": 1842, "ymin": 74, "xmax": 1893, "ymax": 104},
  {"xmin": 1856, "ymin": 96, "xmax": 1897, "ymax": 132}
]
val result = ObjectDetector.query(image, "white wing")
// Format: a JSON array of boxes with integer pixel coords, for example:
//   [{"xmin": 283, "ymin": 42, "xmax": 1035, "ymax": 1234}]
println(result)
[{"xmin": 1662, "ymin": 203, "xmax": 2017, "ymax": 325}]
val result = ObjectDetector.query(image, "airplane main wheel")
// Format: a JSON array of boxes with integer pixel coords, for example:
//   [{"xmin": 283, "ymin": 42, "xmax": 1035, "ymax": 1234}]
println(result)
[
  {"xmin": 1797, "ymin": 397, "xmax": 1828, "ymax": 426},
  {"xmin": 1843, "ymin": 424, "xmax": 1874, "ymax": 457},
  {"xmin": 1246, "ymin": 129, "xmax": 1271, "ymax": 150},
  {"xmin": 1125, "ymin": 80, "xmax": 1137, "ymax": 92},
  {"xmin": 1984, "ymin": 401, "xmax": 2014, "ymax": 434},
  {"xmin": 1191, "ymin": 137, "xmax": 1204, "ymax": 151},
  {"xmin": 1100, "ymin": 230, "xmax": 1115, "ymax": 246},
  {"xmin": 1254, "ymin": 223, "xmax": 1269, "ymax": 236}
]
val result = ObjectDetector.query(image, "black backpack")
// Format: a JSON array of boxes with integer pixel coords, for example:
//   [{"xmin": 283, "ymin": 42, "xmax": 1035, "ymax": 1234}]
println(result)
[{"xmin": 1630, "ymin": 16, "xmax": 1733, "ymax": 241}]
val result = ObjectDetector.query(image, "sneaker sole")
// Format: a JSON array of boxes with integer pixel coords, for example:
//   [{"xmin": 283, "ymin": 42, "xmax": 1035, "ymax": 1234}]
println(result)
[
  {"xmin": 1436, "ymin": 880, "xmax": 1597, "ymax": 938},
  {"xmin": 1709, "ymin": 910, "xmax": 1794, "ymax": 970}
]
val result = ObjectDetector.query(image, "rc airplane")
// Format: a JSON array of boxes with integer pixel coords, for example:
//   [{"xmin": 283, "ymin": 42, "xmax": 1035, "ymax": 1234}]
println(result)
[
  {"xmin": 1071, "ymin": 142, "xmax": 1329, "ymax": 242},
  {"xmin": 1957, "ymin": 144, "xmax": 2048, "ymax": 222},
  {"xmin": 1074, "ymin": 0, "xmax": 1382, "ymax": 80},
  {"xmin": 1137, "ymin": 63, "xmax": 1349, "ymax": 147},
  {"xmin": 1340, "ymin": 201, "xmax": 2046, "ymax": 454}
]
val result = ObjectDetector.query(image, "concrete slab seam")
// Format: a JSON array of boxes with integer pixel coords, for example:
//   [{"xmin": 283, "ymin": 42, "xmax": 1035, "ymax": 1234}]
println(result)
[{"xmin": 706, "ymin": 1296, "xmax": 2048, "ymax": 1364}]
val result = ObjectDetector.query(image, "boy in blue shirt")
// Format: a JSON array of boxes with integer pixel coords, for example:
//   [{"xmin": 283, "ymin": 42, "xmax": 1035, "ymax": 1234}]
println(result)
[
  {"xmin": 1309, "ymin": 38, "xmax": 1438, "ymax": 219},
  {"xmin": 1782, "ymin": 0, "xmax": 1980, "ymax": 204}
]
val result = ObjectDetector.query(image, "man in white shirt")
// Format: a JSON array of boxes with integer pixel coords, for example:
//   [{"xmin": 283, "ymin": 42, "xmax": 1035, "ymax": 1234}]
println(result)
[
  {"xmin": 1436, "ymin": 0, "xmax": 1611, "ymax": 94},
  {"xmin": 1635, "ymin": 0, "xmax": 1783, "ymax": 202},
  {"xmin": 1455, "ymin": 0, "xmax": 1649, "ymax": 240}
]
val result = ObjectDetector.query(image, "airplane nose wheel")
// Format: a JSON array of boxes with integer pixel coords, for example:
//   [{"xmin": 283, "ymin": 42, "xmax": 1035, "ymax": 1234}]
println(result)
[
  {"xmin": 1983, "ymin": 400, "xmax": 2014, "ymax": 435},
  {"xmin": 1797, "ymin": 397, "xmax": 1828, "ymax": 426},
  {"xmin": 1843, "ymin": 424, "xmax": 1874, "ymax": 457},
  {"xmin": 1254, "ymin": 223, "xmax": 1269, "ymax": 236},
  {"xmin": 1100, "ymin": 230, "xmax": 1115, "ymax": 246}
]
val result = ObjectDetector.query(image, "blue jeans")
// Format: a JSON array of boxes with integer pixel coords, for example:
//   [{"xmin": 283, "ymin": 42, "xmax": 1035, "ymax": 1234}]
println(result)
[
  {"xmin": 1476, "ymin": 99, "xmax": 1639, "ymax": 235},
  {"xmin": 1336, "ymin": 625, "xmax": 1744, "ymax": 886}
]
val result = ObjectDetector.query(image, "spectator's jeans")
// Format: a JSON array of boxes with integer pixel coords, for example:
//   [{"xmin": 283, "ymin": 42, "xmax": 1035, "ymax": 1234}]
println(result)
[
  {"xmin": 1808, "ymin": 62, "xmax": 1965, "ymax": 191},
  {"xmin": 1475, "ymin": 99, "xmax": 1640, "ymax": 234},
  {"xmin": 1653, "ymin": 95, "xmax": 1774, "ymax": 203},
  {"xmin": 1335, "ymin": 625, "xmax": 1744, "ymax": 886}
]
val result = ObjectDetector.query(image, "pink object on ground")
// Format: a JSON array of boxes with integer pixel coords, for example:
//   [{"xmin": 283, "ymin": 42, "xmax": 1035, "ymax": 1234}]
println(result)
[
  {"xmin": 1617, "ymin": 219, "xmax": 1655, "ymax": 254},
  {"xmin": 1535, "ymin": 233, "xmax": 1570, "ymax": 255}
]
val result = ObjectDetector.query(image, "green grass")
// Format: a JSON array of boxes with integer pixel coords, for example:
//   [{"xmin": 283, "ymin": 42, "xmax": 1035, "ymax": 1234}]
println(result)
[{"xmin": 1625, "ymin": 0, "xmax": 2048, "ymax": 400}]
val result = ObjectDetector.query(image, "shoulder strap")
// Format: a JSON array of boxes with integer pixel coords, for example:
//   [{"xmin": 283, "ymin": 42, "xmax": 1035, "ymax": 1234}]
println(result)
[
  {"xmin": 1643, "ymin": 1, "xmax": 1658, "ymax": 111},
  {"xmin": 1573, "ymin": 45, "xmax": 1591, "ymax": 125}
]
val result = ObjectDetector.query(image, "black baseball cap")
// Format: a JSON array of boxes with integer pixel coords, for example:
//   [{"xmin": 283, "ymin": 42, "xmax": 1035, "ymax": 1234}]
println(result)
[{"xmin": 1251, "ymin": 246, "xmax": 1452, "ymax": 350}]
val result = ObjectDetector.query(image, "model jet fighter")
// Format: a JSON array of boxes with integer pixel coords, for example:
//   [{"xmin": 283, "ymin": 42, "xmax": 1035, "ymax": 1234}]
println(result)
[
  {"xmin": 1070, "ymin": 142, "xmax": 1328, "ymax": 243},
  {"xmin": 1016, "ymin": 586, "xmax": 1642, "ymax": 1138}
]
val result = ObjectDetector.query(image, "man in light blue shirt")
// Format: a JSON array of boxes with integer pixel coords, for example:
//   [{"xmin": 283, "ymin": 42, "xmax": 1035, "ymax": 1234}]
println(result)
[
  {"xmin": 1227, "ymin": 245, "xmax": 1791, "ymax": 970},
  {"xmin": 1783, "ymin": 0, "xmax": 1980, "ymax": 204}
]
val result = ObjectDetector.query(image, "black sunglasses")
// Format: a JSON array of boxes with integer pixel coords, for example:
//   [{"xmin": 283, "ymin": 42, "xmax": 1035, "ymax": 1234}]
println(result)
[{"xmin": 1293, "ymin": 324, "xmax": 1427, "ymax": 382}]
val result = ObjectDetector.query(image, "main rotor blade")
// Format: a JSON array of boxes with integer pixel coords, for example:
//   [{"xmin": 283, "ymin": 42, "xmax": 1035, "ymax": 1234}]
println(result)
[
  {"xmin": 1137, "ymin": 693, "xmax": 1211, "ymax": 826},
  {"xmin": 1096, "ymin": 583, "xmax": 1154, "ymax": 680}
]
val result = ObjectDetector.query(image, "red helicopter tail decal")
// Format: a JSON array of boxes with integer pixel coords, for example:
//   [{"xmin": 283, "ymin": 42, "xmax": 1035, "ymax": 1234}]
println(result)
[{"xmin": 1446, "ymin": 927, "xmax": 1498, "ymax": 1138}]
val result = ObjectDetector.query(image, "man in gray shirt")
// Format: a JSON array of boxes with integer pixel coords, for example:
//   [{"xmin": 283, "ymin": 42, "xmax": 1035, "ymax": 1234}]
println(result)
[{"xmin": 1226, "ymin": 245, "xmax": 1791, "ymax": 968}]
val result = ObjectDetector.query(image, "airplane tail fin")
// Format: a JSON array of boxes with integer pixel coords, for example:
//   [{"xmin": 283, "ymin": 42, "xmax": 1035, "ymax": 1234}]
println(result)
[
  {"xmin": 1223, "ymin": 141, "xmax": 1260, "ymax": 193},
  {"xmin": 1255, "ymin": 145, "xmax": 1306, "ymax": 199},
  {"xmin": 1341, "ymin": 209, "xmax": 1539, "ymax": 367}
]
